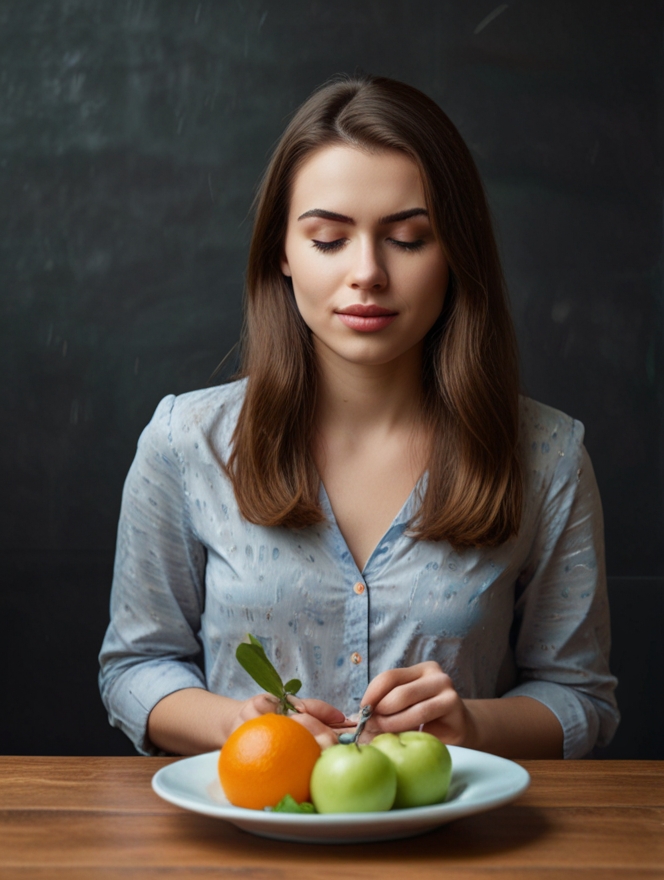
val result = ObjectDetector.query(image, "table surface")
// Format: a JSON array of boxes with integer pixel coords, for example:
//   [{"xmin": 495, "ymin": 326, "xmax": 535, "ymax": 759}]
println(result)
[{"xmin": 0, "ymin": 757, "xmax": 662, "ymax": 879}]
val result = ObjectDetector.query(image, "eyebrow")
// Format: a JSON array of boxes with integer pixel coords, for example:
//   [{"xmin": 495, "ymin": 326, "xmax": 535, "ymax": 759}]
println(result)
[{"xmin": 297, "ymin": 207, "xmax": 429, "ymax": 224}]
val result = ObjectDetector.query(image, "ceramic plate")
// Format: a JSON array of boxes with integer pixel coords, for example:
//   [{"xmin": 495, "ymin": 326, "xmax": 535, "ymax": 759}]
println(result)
[{"xmin": 151, "ymin": 745, "xmax": 530, "ymax": 844}]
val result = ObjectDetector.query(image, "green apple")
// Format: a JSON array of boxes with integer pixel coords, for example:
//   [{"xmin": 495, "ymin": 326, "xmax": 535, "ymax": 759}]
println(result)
[
  {"xmin": 309, "ymin": 743, "xmax": 397, "ymax": 813},
  {"xmin": 371, "ymin": 731, "xmax": 452, "ymax": 809}
]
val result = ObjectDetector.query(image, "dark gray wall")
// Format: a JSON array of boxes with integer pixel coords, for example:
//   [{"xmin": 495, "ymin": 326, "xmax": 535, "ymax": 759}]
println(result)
[{"xmin": 1, "ymin": 1, "xmax": 662, "ymax": 757}]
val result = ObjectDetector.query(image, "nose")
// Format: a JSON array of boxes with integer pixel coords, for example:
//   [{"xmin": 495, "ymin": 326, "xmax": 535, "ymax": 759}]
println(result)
[{"xmin": 346, "ymin": 240, "xmax": 387, "ymax": 292}]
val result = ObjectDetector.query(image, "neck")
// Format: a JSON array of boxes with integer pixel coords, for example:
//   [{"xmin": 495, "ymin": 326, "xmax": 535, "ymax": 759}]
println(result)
[{"xmin": 313, "ymin": 340, "xmax": 427, "ymax": 436}]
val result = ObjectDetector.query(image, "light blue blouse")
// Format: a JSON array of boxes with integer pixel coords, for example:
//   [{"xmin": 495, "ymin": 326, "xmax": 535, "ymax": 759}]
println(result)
[{"xmin": 99, "ymin": 380, "xmax": 619, "ymax": 758}]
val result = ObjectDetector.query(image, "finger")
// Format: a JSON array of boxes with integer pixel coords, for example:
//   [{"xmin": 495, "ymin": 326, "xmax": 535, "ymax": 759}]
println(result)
[
  {"xmin": 373, "ymin": 672, "xmax": 452, "ymax": 717},
  {"xmin": 367, "ymin": 691, "xmax": 461, "ymax": 735},
  {"xmin": 334, "ymin": 724, "xmax": 359, "ymax": 736},
  {"xmin": 294, "ymin": 698, "xmax": 346, "ymax": 726},
  {"xmin": 362, "ymin": 666, "xmax": 423, "ymax": 711},
  {"xmin": 292, "ymin": 714, "xmax": 339, "ymax": 750},
  {"xmin": 327, "ymin": 718, "xmax": 355, "ymax": 730},
  {"xmin": 251, "ymin": 693, "xmax": 280, "ymax": 714},
  {"xmin": 230, "ymin": 694, "xmax": 280, "ymax": 733}
]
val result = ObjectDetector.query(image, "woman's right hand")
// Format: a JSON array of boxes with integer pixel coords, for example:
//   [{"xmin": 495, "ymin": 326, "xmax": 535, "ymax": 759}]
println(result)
[
  {"xmin": 290, "ymin": 697, "xmax": 351, "ymax": 749},
  {"xmin": 225, "ymin": 692, "xmax": 283, "ymax": 735},
  {"xmin": 148, "ymin": 688, "xmax": 349, "ymax": 755},
  {"xmin": 226, "ymin": 694, "xmax": 347, "ymax": 750}
]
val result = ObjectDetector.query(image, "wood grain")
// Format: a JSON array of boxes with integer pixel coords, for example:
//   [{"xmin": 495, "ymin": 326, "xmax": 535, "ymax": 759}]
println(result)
[
  {"xmin": 0, "ymin": 758, "xmax": 662, "ymax": 880},
  {"xmin": 3, "ymin": 873, "xmax": 663, "ymax": 880}
]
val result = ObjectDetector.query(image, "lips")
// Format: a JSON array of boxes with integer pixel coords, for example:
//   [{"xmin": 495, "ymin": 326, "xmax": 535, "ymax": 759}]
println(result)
[
  {"xmin": 336, "ymin": 304, "xmax": 398, "ymax": 317},
  {"xmin": 335, "ymin": 304, "xmax": 398, "ymax": 332}
]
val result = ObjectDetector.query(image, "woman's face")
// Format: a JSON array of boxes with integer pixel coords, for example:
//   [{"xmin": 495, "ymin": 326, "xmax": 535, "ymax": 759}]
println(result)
[{"xmin": 281, "ymin": 144, "xmax": 449, "ymax": 370}]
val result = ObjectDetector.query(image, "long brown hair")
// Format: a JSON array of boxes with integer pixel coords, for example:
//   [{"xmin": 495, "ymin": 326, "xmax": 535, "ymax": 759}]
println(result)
[{"xmin": 226, "ymin": 75, "xmax": 522, "ymax": 547}]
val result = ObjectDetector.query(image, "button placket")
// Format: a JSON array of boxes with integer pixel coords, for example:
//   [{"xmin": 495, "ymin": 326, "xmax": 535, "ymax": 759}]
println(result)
[{"xmin": 346, "ymin": 576, "xmax": 369, "ymax": 703}]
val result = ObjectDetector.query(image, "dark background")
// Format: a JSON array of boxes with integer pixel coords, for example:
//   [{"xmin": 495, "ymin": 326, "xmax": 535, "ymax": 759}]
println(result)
[{"xmin": 1, "ymin": 1, "xmax": 662, "ymax": 758}]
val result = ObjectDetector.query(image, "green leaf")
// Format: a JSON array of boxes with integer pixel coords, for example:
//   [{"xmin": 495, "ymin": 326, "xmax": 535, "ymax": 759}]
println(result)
[
  {"xmin": 272, "ymin": 794, "xmax": 316, "ymax": 814},
  {"xmin": 235, "ymin": 642, "xmax": 284, "ymax": 699},
  {"xmin": 236, "ymin": 634, "xmax": 301, "ymax": 714}
]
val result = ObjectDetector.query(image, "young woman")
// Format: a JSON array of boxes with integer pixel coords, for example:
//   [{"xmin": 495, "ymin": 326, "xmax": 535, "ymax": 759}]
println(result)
[{"xmin": 99, "ymin": 75, "xmax": 618, "ymax": 760}]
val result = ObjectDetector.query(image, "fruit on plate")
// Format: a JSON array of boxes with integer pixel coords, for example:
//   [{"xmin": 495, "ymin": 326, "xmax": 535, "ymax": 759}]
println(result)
[
  {"xmin": 310, "ymin": 743, "xmax": 397, "ymax": 813},
  {"xmin": 218, "ymin": 713, "xmax": 321, "ymax": 810},
  {"xmin": 371, "ymin": 731, "xmax": 452, "ymax": 809}
]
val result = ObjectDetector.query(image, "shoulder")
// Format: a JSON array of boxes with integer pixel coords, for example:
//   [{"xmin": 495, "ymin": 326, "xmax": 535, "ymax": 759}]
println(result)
[
  {"xmin": 170, "ymin": 379, "xmax": 247, "ymax": 430},
  {"xmin": 140, "ymin": 379, "xmax": 248, "ymax": 457},
  {"xmin": 518, "ymin": 396, "xmax": 588, "ymax": 509},
  {"xmin": 519, "ymin": 395, "xmax": 585, "ymax": 465}
]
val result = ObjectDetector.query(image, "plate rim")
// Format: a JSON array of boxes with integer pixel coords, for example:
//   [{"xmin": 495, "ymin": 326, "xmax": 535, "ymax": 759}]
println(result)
[{"xmin": 151, "ymin": 744, "xmax": 530, "ymax": 832}]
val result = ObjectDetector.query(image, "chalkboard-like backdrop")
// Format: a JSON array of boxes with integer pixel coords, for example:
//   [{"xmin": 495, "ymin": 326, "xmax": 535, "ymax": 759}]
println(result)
[{"xmin": 1, "ymin": 1, "xmax": 661, "ymax": 757}]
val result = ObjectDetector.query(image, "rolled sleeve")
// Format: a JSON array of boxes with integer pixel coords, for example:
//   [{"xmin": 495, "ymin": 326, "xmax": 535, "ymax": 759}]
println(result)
[
  {"xmin": 99, "ymin": 395, "xmax": 207, "ymax": 755},
  {"xmin": 504, "ymin": 422, "xmax": 619, "ymax": 758}
]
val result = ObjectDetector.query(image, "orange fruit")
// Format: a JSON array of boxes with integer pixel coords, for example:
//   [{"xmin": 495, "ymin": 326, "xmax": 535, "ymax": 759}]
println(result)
[{"xmin": 218, "ymin": 713, "xmax": 321, "ymax": 810}]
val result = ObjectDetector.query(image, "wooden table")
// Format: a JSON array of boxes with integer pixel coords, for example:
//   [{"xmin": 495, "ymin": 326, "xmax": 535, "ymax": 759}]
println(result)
[{"xmin": 0, "ymin": 757, "xmax": 662, "ymax": 879}]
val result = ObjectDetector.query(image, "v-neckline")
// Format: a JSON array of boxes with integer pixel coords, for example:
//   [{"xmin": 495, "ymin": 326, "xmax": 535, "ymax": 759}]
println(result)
[{"xmin": 318, "ymin": 476, "xmax": 425, "ymax": 576}]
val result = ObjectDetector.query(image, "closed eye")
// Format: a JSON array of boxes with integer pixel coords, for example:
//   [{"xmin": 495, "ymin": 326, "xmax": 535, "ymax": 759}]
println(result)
[
  {"xmin": 312, "ymin": 238, "xmax": 425, "ymax": 253},
  {"xmin": 312, "ymin": 239, "xmax": 346, "ymax": 252},
  {"xmin": 389, "ymin": 238, "xmax": 425, "ymax": 252}
]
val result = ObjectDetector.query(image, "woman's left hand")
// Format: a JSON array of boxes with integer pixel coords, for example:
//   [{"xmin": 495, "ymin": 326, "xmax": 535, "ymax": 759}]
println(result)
[{"xmin": 360, "ymin": 661, "xmax": 475, "ymax": 747}]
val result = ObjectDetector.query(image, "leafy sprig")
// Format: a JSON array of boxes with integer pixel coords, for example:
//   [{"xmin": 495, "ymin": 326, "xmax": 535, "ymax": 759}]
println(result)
[
  {"xmin": 269, "ymin": 794, "xmax": 316, "ymax": 814},
  {"xmin": 235, "ymin": 633, "xmax": 302, "ymax": 715}
]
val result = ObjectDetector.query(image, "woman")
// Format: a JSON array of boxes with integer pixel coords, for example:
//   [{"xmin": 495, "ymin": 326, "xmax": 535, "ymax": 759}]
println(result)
[{"xmin": 99, "ymin": 75, "xmax": 618, "ymax": 759}]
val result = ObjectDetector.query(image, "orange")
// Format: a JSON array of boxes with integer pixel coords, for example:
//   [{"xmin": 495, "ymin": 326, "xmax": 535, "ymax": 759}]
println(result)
[{"xmin": 218, "ymin": 713, "xmax": 321, "ymax": 810}]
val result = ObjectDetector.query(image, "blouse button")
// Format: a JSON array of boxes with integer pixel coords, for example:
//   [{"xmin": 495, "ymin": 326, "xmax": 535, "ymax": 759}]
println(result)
[
  {"xmin": 353, "ymin": 582, "xmax": 366, "ymax": 595},
  {"xmin": 350, "ymin": 652, "xmax": 362, "ymax": 665}
]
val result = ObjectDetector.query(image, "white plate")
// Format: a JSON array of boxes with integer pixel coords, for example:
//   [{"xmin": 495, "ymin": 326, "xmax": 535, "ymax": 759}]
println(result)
[{"xmin": 152, "ymin": 746, "xmax": 530, "ymax": 844}]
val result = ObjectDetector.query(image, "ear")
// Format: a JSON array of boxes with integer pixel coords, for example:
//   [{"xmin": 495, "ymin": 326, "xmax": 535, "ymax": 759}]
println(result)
[{"xmin": 280, "ymin": 254, "xmax": 292, "ymax": 277}]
